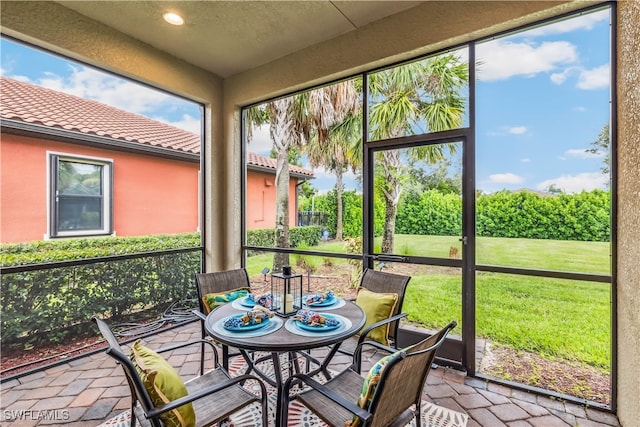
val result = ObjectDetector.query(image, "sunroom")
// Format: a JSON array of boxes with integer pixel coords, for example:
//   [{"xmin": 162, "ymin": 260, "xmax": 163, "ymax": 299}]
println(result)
[{"xmin": 1, "ymin": 1, "xmax": 638, "ymax": 426}]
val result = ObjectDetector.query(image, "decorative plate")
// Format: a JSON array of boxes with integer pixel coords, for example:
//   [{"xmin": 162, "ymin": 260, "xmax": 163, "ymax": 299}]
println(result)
[
  {"xmin": 305, "ymin": 295, "xmax": 337, "ymax": 307},
  {"xmin": 294, "ymin": 314, "xmax": 341, "ymax": 332},
  {"xmin": 239, "ymin": 297, "xmax": 257, "ymax": 308},
  {"xmin": 223, "ymin": 314, "xmax": 270, "ymax": 332}
]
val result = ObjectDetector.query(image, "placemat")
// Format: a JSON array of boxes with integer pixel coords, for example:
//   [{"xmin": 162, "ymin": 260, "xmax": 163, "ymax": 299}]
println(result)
[
  {"xmin": 211, "ymin": 314, "xmax": 284, "ymax": 338},
  {"xmin": 284, "ymin": 313, "xmax": 352, "ymax": 337}
]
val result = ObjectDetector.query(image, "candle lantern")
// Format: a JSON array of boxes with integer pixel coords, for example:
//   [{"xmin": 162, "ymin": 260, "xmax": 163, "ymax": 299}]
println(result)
[{"xmin": 271, "ymin": 266, "xmax": 303, "ymax": 317}]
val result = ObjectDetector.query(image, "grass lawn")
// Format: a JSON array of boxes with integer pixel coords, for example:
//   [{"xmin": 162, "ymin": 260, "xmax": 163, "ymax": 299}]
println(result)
[{"xmin": 246, "ymin": 234, "xmax": 612, "ymax": 370}]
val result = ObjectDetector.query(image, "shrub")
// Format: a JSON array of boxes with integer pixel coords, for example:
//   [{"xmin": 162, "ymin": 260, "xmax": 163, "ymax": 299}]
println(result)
[{"xmin": 1, "ymin": 234, "xmax": 201, "ymax": 348}]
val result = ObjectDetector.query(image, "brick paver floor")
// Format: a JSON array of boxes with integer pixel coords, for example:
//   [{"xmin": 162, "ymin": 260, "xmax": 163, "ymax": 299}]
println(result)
[{"xmin": 0, "ymin": 321, "xmax": 621, "ymax": 427}]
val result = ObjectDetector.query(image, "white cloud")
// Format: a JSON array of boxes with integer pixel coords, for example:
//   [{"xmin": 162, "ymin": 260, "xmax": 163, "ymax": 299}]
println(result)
[
  {"xmin": 550, "ymin": 67, "xmax": 577, "ymax": 85},
  {"xmin": 45, "ymin": 66, "xmax": 172, "ymax": 114},
  {"xmin": 18, "ymin": 66, "xmax": 203, "ymax": 128},
  {"xmin": 577, "ymin": 64, "xmax": 610, "ymax": 90},
  {"xmin": 509, "ymin": 126, "xmax": 527, "ymax": 135},
  {"xmin": 522, "ymin": 61, "xmax": 608, "ymax": 91},
  {"xmin": 565, "ymin": 148, "xmax": 604, "ymax": 159},
  {"xmin": 246, "ymin": 124, "xmax": 273, "ymax": 154},
  {"xmin": 477, "ymin": 40, "xmax": 577, "ymax": 81},
  {"xmin": 521, "ymin": 158, "xmax": 531, "ymax": 163},
  {"xmin": 573, "ymin": 106, "xmax": 587, "ymax": 112},
  {"xmin": 155, "ymin": 114, "xmax": 201, "ymax": 134},
  {"xmin": 489, "ymin": 173, "xmax": 524, "ymax": 184},
  {"xmin": 536, "ymin": 172, "xmax": 608, "ymax": 193}
]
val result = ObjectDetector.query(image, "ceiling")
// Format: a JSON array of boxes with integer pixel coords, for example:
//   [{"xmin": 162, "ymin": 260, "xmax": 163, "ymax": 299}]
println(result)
[{"xmin": 55, "ymin": 1, "xmax": 424, "ymax": 79}]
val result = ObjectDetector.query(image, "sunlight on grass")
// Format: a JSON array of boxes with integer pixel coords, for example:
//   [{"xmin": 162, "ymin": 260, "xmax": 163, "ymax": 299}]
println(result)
[
  {"xmin": 403, "ymin": 273, "xmax": 610, "ymax": 369},
  {"xmin": 246, "ymin": 234, "xmax": 611, "ymax": 369}
]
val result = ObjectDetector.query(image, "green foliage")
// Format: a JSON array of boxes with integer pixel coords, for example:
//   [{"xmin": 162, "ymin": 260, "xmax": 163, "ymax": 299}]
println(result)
[
  {"xmin": 246, "ymin": 226, "xmax": 322, "ymax": 250},
  {"xmin": 394, "ymin": 189, "xmax": 609, "ymax": 242},
  {"xmin": 311, "ymin": 189, "xmax": 385, "ymax": 239},
  {"xmin": 1, "ymin": 233, "xmax": 202, "ymax": 348},
  {"xmin": 396, "ymin": 189, "xmax": 462, "ymax": 236},
  {"xmin": 476, "ymin": 190, "xmax": 610, "ymax": 242},
  {"xmin": 1, "ymin": 233, "xmax": 200, "ymax": 266}
]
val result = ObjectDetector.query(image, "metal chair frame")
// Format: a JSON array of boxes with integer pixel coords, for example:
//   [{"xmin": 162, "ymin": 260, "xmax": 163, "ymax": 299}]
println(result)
[
  {"xmin": 93, "ymin": 316, "xmax": 268, "ymax": 427},
  {"xmin": 283, "ymin": 320, "xmax": 457, "ymax": 427}
]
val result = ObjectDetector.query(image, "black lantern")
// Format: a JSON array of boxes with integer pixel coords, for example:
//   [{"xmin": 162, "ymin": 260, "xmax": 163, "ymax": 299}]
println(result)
[{"xmin": 271, "ymin": 266, "xmax": 303, "ymax": 317}]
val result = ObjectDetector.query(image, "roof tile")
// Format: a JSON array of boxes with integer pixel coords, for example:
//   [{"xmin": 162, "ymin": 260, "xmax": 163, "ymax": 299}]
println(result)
[{"xmin": 0, "ymin": 76, "xmax": 313, "ymax": 177}]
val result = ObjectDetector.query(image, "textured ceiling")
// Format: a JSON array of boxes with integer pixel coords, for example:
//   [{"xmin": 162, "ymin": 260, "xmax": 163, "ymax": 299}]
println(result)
[{"xmin": 55, "ymin": 1, "xmax": 423, "ymax": 78}]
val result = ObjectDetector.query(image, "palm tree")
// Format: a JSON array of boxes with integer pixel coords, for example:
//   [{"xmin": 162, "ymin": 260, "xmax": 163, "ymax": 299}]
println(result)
[
  {"xmin": 246, "ymin": 81, "xmax": 358, "ymax": 271},
  {"xmin": 368, "ymin": 53, "xmax": 468, "ymax": 253},
  {"xmin": 305, "ymin": 90, "xmax": 361, "ymax": 240}
]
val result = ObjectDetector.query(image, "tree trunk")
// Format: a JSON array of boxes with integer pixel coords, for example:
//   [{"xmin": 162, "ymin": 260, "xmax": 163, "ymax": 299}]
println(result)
[
  {"xmin": 381, "ymin": 188, "xmax": 398, "ymax": 253},
  {"xmin": 273, "ymin": 146, "xmax": 290, "ymax": 272},
  {"xmin": 381, "ymin": 150, "xmax": 401, "ymax": 253},
  {"xmin": 335, "ymin": 169, "xmax": 344, "ymax": 241}
]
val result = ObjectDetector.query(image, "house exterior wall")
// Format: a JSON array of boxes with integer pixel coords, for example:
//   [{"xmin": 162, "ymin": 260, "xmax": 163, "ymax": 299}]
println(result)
[
  {"xmin": 1, "ymin": 133, "xmax": 199, "ymax": 243},
  {"xmin": 245, "ymin": 170, "xmax": 300, "ymax": 230}
]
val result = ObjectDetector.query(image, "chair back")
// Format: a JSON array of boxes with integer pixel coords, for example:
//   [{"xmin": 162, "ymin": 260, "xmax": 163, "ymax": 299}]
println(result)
[
  {"xmin": 92, "ymin": 316, "xmax": 160, "ymax": 426},
  {"xmin": 367, "ymin": 320, "xmax": 457, "ymax": 427},
  {"xmin": 195, "ymin": 268, "xmax": 251, "ymax": 314},
  {"xmin": 359, "ymin": 269, "xmax": 411, "ymax": 343}
]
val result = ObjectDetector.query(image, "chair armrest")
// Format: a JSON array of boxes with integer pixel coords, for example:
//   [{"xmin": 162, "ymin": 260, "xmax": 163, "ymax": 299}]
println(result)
[
  {"xmin": 147, "ymin": 373, "xmax": 266, "ymax": 418},
  {"xmin": 155, "ymin": 338, "xmax": 215, "ymax": 354},
  {"xmin": 357, "ymin": 312, "xmax": 408, "ymax": 346},
  {"xmin": 283, "ymin": 373, "xmax": 372, "ymax": 423},
  {"xmin": 354, "ymin": 339, "xmax": 396, "ymax": 356}
]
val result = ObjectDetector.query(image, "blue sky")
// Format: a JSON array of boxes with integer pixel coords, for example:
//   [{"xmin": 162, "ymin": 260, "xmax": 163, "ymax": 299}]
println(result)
[{"xmin": 1, "ymin": 7, "xmax": 610, "ymax": 195}]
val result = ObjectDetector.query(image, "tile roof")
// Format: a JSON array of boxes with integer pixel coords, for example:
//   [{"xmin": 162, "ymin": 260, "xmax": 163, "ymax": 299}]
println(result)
[
  {"xmin": 246, "ymin": 151, "xmax": 314, "ymax": 178},
  {"xmin": 0, "ymin": 76, "xmax": 200, "ymax": 153},
  {"xmin": 0, "ymin": 76, "xmax": 313, "ymax": 177}
]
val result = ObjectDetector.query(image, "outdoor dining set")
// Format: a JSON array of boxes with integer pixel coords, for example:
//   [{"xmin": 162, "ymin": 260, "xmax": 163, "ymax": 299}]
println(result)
[{"xmin": 93, "ymin": 267, "xmax": 455, "ymax": 427}]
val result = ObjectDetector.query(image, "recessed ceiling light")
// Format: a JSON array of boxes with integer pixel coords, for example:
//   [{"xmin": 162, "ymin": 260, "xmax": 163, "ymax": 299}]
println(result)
[{"xmin": 163, "ymin": 12, "xmax": 184, "ymax": 26}]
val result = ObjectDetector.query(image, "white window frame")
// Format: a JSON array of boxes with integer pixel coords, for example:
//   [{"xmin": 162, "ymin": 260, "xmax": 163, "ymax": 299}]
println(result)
[{"xmin": 48, "ymin": 152, "xmax": 113, "ymax": 238}]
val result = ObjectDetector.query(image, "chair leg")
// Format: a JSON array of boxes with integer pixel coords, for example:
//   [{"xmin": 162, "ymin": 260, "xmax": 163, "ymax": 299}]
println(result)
[{"xmin": 222, "ymin": 345, "xmax": 230, "ymax": 370}]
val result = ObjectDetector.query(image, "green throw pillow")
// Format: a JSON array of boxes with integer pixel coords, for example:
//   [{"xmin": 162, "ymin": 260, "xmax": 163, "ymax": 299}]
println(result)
[
  {"xmin": 355, "ymin": 287, "xmax": 398, "ymax": 345},
  {"xmin": 345, "ymin": 348, "xmax": 404, "ymax": 427},
  {"xmin": 202, "ymin": 288, "xmax": 250, "ymax": 313},
  {"xmin": 130, "ymin": 340, "xmax": 196, "ymax": 427}
]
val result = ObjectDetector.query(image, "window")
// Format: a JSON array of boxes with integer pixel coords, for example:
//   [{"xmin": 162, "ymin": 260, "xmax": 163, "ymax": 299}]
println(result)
[{"xmin": 50, "ymin": 154, "xmax": 113, "ymax": 237}]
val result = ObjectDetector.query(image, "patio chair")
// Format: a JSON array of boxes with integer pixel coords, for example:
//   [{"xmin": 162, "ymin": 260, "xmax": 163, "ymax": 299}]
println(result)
[
  {"xmin": 329, "ymin": 268, "xmax": 411, "ymax": 371},
  {"xmin": 282, "ymin": 320, "xmax": 457, "ymax": 427},
  {"xmin": 93, "ymin": 316, "xmax": 268, "ymax": 427},
  {"xmin": 194, "ymin": 269, "xmax": 252, "ymax": 370}
]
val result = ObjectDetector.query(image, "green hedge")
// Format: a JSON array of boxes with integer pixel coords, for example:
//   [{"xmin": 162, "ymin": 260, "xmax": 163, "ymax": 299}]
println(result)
[
  {"xmin": 1, "ymin": 233, "xmax": 201, "ymax": 266},
  {"xmin": 246, "ymin": 225, "xmax": 322, "ymax": 249},
  {"xmin": 395, "ymin": 189, "xmax": 610, "ymax": 242},
  {"xmin": 1, "ymin": 234, "xmax": 201, "ymax": 348},
  {"xmin": 311, "ymin": 188, "xmax": 609, "ymax": 243},
  {"xmin": 310, "ymin": 189, "xmax": 385, "ymax": 238}
]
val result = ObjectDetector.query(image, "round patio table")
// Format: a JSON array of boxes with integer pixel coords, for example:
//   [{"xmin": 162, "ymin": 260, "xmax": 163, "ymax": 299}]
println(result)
[{"xmin": 205, "ymin": 300, "xmax": 365, "ymax": 427}]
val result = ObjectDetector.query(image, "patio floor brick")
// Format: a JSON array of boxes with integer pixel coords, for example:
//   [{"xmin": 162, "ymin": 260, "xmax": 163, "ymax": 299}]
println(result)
[{"xmin": 0, "ymin": 321, "xmax": 622, "ymax": 427}]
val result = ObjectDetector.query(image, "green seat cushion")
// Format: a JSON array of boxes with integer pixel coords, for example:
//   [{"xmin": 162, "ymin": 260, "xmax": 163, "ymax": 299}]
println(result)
[
  {"xmin": 355, "ymin": 287, "xmax": 398, "ymax": 345},
  {"xmin": 130, "ymin": 340, "xmax": 195, "ymax": 427},
  {"xmin": 201, "ymin": 288, "xmax": 250, "ymax": 313}
]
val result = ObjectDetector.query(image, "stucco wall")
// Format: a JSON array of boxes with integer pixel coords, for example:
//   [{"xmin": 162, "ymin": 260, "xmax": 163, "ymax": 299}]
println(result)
[
  {"xmin": 245, "ymin": 170, "xmax": 301, "ymax": 230},
  {"xmin": 615, "ymin": 2, "xmax": 640, "ymax": 424},
  {"xmin": 1, "ymin": 134, "xmax": 199, "ymax": 243}
]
